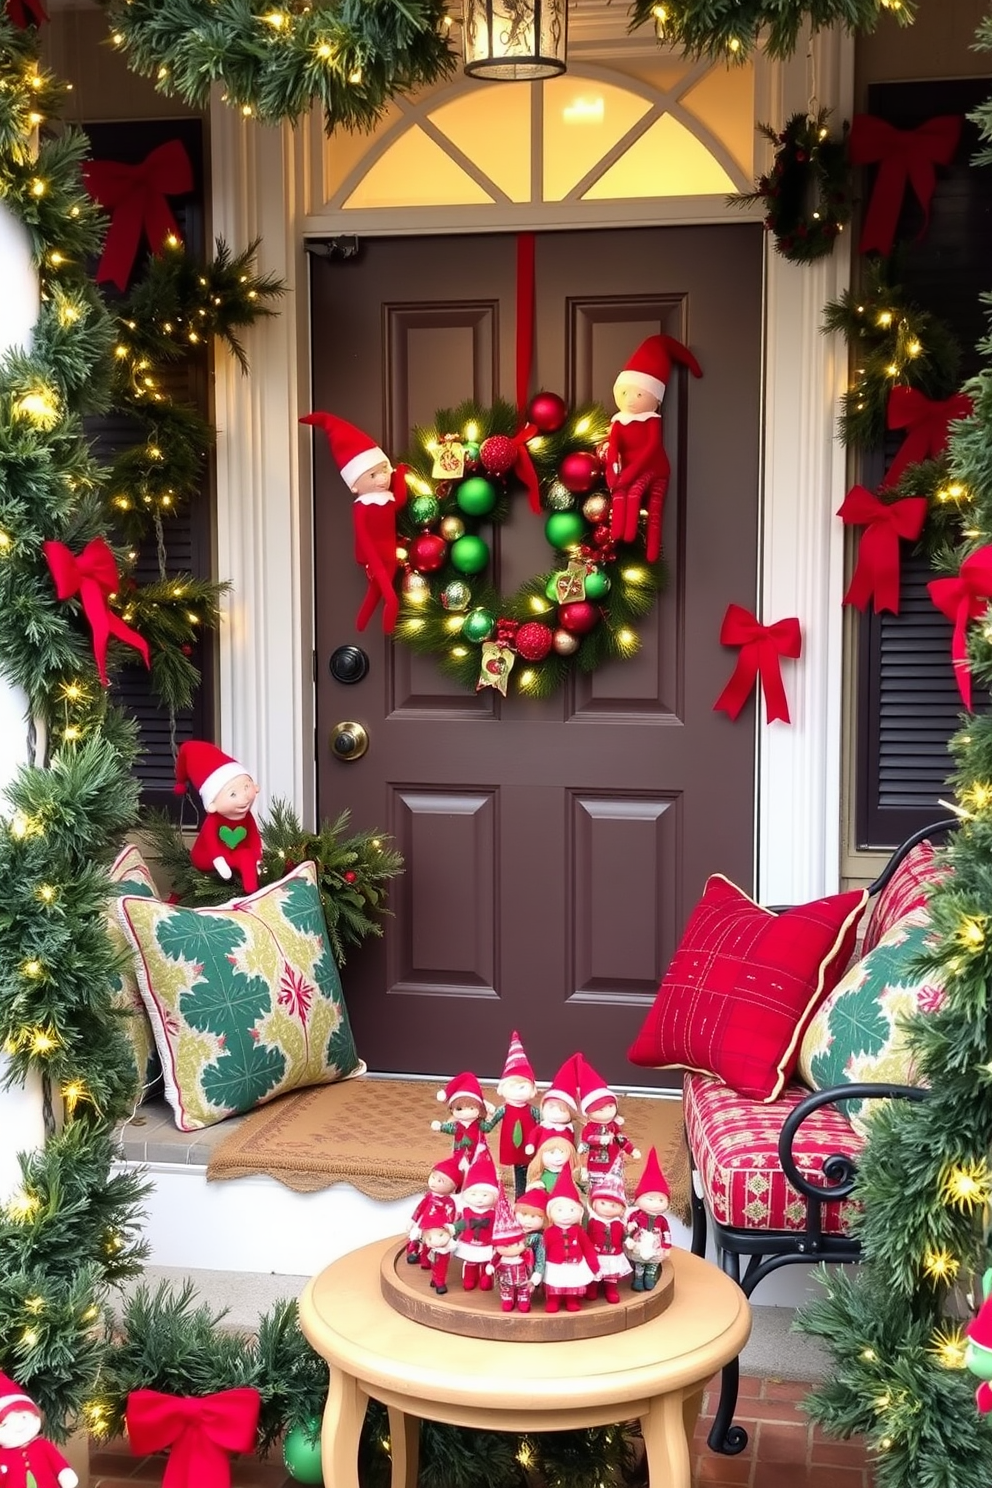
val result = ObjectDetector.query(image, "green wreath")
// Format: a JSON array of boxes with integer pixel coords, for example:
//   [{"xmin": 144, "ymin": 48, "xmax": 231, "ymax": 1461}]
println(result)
[
  {"xmin": 731, "ymin": 110, "xmax": 851, "ymax": 264},
  {"xmin": 394, "ymin": 398, "xmax": 666, "ymax": 697}
]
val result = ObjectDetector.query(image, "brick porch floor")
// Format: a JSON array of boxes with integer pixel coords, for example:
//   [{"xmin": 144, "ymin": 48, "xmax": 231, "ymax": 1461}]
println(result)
[{"xmin": 89, "ymin": 1374, "xmax": 872, "ymax": 1487}]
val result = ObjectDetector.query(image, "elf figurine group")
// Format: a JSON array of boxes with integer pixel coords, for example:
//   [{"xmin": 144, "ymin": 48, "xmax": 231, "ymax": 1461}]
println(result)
[{"xmin": 410, "ymin": 1034, "xmax": 672, "ymax": 1315}]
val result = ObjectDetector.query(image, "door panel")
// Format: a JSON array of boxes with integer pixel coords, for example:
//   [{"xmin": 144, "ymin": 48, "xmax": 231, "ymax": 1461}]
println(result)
[{"xmin": 310, "ymin": 225, "xmax": 762, "ymax": 1085}]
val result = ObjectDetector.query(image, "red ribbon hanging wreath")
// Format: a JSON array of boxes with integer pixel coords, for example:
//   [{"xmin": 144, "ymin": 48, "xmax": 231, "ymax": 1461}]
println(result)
[
  {"xmin": 126, "ymin": 1387, "xmax": 261, "ymax": 1488},
  {"xmin": 927, "ymin": 547, "xmax": 992, "ymax": 712},
  {"xmin": 42, "ymin": 537, "xmax": 150, "ymax": 686},
  {"xmin": 848, "ymin": 114, "xmax": 962, "ymax": 257},
  {"xmin": 82, "ymin": 139, "xmax": 193, "ymax": 292},
  {"xmin": 837, "ymin": 485, "xmax": 928, "ymax": 615},
  {"xmin": 713, "ymin": 604, "xmax": 802, "ymax": 725}
]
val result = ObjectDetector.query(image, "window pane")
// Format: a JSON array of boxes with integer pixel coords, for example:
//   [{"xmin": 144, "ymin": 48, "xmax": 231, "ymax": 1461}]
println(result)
[
  {"xmin": 543, "ymin": 77, "xmax": 651, "ymax": 201},
  {"xmin": 429, "ymin": 84, "xmax": 532, "ymax": 201},
  {"xmin": 582, "ymin": 113, "xmax": 735, "ymax": 199},
  {"xmin": 343, "ymin": 126, "xmax": 495, "ymax": 208}
]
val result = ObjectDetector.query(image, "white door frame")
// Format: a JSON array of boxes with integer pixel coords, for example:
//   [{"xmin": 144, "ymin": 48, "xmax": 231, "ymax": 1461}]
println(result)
[{"xmin": 209, "ymin": 26, "xmax": 853, "ymax": 906}]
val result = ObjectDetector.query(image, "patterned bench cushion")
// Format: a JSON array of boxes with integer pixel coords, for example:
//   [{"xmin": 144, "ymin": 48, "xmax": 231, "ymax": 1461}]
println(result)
[
  {"xmin": 683, "ymin": 1071, "xmax": 862, "ymax": 1234},
  {"xmin": 861, "ymin": 838, "xmax": 949, "ymax": 954}
]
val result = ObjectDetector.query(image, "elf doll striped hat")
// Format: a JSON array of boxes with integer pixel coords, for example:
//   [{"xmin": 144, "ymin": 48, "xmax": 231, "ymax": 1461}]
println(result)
[
  {"xmin": 589, "ymin": 1157, "xmax": 627, "ymax": 1206},
  {"xmin": 174, "ymin": 740, "xmax": 252, "ymax": 812},
  {"xmin": 499, "ymin": 1030, "xmax": 535, "ymax": 1087},
  {"xmin": 0, "ymin": 1372, "xmax": 38, "ymax": 1425},
  {"xmin": 491, "ymin": 1191, "xmax": 525, "ymax": 1247},
  {"xmin": 613, "ymin": 334, "xmax": 703, "ymax": 406}
]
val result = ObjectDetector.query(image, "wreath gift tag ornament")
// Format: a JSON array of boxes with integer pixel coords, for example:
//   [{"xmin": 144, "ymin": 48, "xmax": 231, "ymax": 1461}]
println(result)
[{"xmin": 731, "ymin": 109, "xmax": 851, "ymax": 264}]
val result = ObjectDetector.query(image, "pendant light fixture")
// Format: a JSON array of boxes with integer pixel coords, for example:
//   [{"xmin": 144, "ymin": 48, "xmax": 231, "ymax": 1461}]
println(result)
[{"xmin": 462, "ymin": 0, "xmax": 568, "ymax": 81}]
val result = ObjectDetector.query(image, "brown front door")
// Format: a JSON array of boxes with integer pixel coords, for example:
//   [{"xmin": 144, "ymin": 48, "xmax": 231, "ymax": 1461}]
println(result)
[{"xmin": 310, "ymin": 225, "xmax": 762, "ymax": 1085}]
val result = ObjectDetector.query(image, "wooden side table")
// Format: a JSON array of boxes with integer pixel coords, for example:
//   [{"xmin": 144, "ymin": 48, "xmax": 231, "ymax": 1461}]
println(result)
[{"xmin": 299, "ymin": 1237, "xmax": 750, "ymax": 1488}]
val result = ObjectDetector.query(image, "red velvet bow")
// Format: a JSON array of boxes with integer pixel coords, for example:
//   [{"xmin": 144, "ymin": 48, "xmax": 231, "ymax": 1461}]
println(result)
[
  {"xmin": 882, "ymin": 385, "xmax": 973, "ymax": 490},
  {"xmin": 848, "ymin": 114, "xmax": 962, "ymax": 256},
  {"xmin": 82, "ymin": 140, "xmax": 193, "ymax": 292},
  {"xmin": 42, "ymin": 537, "xmax": 150, "ymax": 687},
  {"xmin": 126, "ymin": 1388, "xmax": 261, "ymax": 1488},
  {"xmin": 713, "ymin": 604, "xmax": 802, "ymax": 724},
  {"xmin": 513, "ymin": 421, "xmax": 543, "ymax": 513},
  {"xmin": 5, "ymin": 0, "xmax": 47, "ymax": 26},
  {"xmin": 927, "ymin": 546, "xmax": 992, "ymax": 711},
  {"xmin": 837, "ymin": 485, "xmax": 928, "ymax": 614}
]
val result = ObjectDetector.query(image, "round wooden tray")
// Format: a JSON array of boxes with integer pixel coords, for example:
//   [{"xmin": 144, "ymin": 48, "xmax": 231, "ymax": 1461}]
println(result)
[{"xmin": 380, "ymin": 1242, "xmax": 675, "ymax": 1341}]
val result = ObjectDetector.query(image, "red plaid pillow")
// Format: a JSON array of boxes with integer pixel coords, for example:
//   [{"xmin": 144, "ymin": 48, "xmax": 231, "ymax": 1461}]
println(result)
[
  {"xmin": 627, "ymin": 876, "xmax": 869, "ymax": 1102},
  {"xmin": 861, "ymin": 839, "xmax": 949, "ymax": 955}
]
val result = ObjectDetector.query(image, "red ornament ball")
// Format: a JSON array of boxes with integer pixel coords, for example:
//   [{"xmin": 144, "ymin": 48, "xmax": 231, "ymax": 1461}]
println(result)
[
  {"xmin": 480, "ymin": 434, "xmax": 516, "ymax": 477},
  {"xmin": 514, "ymin": 621, "xmax": 554, "ymax": 661},
  {"xmin": 528, "ymin": 391, "xmax": 568, "ymax": 433},
  {"xmin": 409, "ymin": 532, "xmax": 447, "ymax": 573},
  {"xmin": 558, "ymin": 601, "xmax": 600, "ymax": 634},
  {"xmin": 559, "ymin": 450, "xmax": 602, "ymax": 494},
  {"xmin": 343, "ymin": 870, "xmax": 357, "ymax": 884}
]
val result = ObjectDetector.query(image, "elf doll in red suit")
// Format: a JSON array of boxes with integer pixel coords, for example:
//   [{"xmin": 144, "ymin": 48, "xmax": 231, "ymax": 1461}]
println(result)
[
  {"xmin": 174, "ymin": 740, "xmax": 263, "ymax": 895},
  {"xmin": 576, "ymin": 1054, "xmax": 639, "ymax": 1185},
  {"xmin": 452, "ymin": 1146, "xmax": 501, "ymax": 1291},
  {"xmin": 542, "ymin": 1167, "xmax": 601, "ymax": 1314},
  {"xmin": 585, "ymin": 1158, "xmax": 633, "ymax": 1304},
  {"xmin": 625, "ymin": 1146, "xmax": 672, "ymax": 1292},
  {"xmin": 606, "ymin": 334, "xmax": 702, "ymax": 563},
  {"xmin": 524, "ymin": 1053, "xmax": 578, "ymax": 1158},
  {"xmin": 431, "ymin": 1071, "xmax": 499, "ymax": 1183},
  {"xmin": 0, "ymin": 1373, "xmax": 78, "ymax": 1488},
  {"xmin": 419, "ymin": 1202, "xmax": 458, "ymax": 1296},
  {"xmin": 492, "ymin": 1030, "xmax": 540, "ymax": 1197},
  {"xmin": 300, "ymin": 411, "xmax": 408, "ymax": 633},
  {"xmin": 486, "ymin": 1191, "xmax": 535, "ymax": 1313},
  {"xmin": 405, "ymin": 1154, "xmax": 461, "ymax": 1266}
]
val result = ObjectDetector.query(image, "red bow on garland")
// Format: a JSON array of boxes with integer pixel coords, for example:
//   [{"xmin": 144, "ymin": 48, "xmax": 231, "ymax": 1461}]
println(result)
[
  {"xmin": 42, "ymin": 537, "xmax": 150, "ymax": 686},
  {"xmin": 713, "ymin": 604, "xmax": 802, "ymax": 724},
  {"xmin": 126, "ymin": 1387, "xmax": 261, "ymax": 1488},
  {"xmin": 82, "ymin": 140, "xmax": 193, "ymax": 292},
  {"xmin": 837, "ymin": 485, "xmax": 928, "ymax": 615},
  {"xmin": 5, "ymin": 0, "xmax": 47, "ymax": 26},
  {"xmin": 881, "ymin": 385, "xmax": 973, "ymax": 491},
  {"xmin": 848, "ymin": 114, "xmax": 962, "ymax": 257},
  {"xmin": 927, "ymin": 546, "xmax": 992, "ymax": 712}
]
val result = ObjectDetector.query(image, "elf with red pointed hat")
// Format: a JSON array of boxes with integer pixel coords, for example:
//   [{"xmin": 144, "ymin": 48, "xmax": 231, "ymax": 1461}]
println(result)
[
  {"xmin": 452, "ymin": 1145, "xmax": 501, "ymax": 1291},
  {"xmin": 486, "ymin": 1191, "xmax": 536, "ymax": 1312},
  {"xmin": 300, "ymin": 411, "xmax": 408, "ymax": 633},
  {"xmin": 419, "ymin": 1200, "xmax": 458, "ymax": 1296},
  {"xmin": 405, "ymin": 1154, "xmax": 461, "ymax": 1265},
  {"xmin": 606, "ymin": 333, "xmax": 702, "ymax": 563},
  {"xmin": 523, "ymin": 1053, "xmax": 578, "ymax": 1157},
  {"xmin": 586, "ymin": 1157, "xmax": 632, "ymax": 1304},
  {"xmin": 625, "ymin": 1146, "xmax": 672, "ymax": 1292},
  {"xmin": 0, "ymin": 1373, "xmax": 79, "ymax": 1488},
  {"xmin": 576, "ymin": 1054, "xmax": 640, "ymax": 1183},
  {"xmin": 514, "ymin": 1187, "xmax": 548, "ymax": 1294},
  {"xmin": 175, "ymin": 740, "xmax": 262, "ymax": 894},
  {"xmin": 430, "ymin": 1071, "xmax": 498, "ymax": 1183},
  {"xmin": 492, "ymin": 1030, "xmax": 540, "ymax": 1195},
  {"xmin": 542, "ymin": 1167, "xmax": 601, "ymax": 1314}
]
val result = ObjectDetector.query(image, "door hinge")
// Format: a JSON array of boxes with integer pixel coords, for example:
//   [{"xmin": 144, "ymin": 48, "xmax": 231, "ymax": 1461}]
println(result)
[{"xmin": 305, "ymin": 235, "xmax": 361, "ymax": 262}]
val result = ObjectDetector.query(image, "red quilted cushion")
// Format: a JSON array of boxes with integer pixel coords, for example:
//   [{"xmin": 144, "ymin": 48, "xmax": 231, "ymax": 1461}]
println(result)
[
  {"xmin": 861, "ymin": 839, "xmax": 950, "ymax": 955},
  {"xmin": 683, "ymin": 1072, "xmax": 862, "ymax": 1234},
  {"xmin": 628, "ymin": 876, "xmax": 868, "ymax": 1101}
]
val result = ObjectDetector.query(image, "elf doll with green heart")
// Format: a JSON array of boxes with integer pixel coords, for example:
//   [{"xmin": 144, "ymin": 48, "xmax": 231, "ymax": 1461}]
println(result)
[{"xmin": 175, "ymin": 740, "xmax": 263, "ymax": 894}]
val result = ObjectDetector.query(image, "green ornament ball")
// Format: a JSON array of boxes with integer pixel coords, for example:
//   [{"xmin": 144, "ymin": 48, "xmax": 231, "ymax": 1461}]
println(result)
[
  {"xmin": 456, "ymin": 475, "xmax": 498, "ymax": 516},
  {"xmin": 450, "ymin": 534, "xmax": 490, "ymax": 573},
  {"xmin": 545, "ymin": 511, "xmax": 588, "ymax": 550},
  {"xmin": 583, "ymin": 568, "xmax": 611, "ymax": 601},
  {"xmin": 283, "ymin": 1422, "xmax": 324, "ymax": 1484},
  {"xmin": 545, "ymin": 479, "xmax": 576, "ymax": 512},
  {"xmin": 408, "ymin": 494, "xmax": 440, "ymax": 527},
  {"xmin": 462, "ymin": 607, "xmax": 496, "ymax": 643}
]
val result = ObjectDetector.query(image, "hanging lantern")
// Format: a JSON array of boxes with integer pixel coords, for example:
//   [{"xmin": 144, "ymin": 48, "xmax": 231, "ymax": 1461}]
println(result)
[{"xmin": 463, "ymin": 0, "xmax": 567, "ymax": 81}]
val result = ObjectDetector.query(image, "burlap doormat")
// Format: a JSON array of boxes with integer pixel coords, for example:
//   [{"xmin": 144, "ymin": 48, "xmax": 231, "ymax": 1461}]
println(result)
[{"xmin": 206, "ymin": 1077, "xmax": 691, "ymax": 1224}]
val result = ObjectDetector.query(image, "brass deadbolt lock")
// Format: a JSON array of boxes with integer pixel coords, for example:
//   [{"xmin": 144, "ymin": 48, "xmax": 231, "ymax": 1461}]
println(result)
[{"xmin": 330, "ymin": 721, "xmax": 369, "ymax": 761}]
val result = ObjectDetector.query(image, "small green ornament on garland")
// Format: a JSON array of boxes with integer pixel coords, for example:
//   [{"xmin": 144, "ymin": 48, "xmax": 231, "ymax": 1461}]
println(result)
[
  {"xmin": 283, "ymin": 1419, "xmax": 324, "ymax": 1484},
  {"xmin": 395, "ymin": 397, "xmax": 666, "ymax": 698},
  {"xmin": 730, "ymin": 110, "xmax": 851, "ymax": 264}
]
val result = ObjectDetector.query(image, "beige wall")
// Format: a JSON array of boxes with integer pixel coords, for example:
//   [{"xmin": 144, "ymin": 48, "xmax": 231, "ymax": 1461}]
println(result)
[{"xmin": 41, "ymin": 7, "xmax": 202, "ymax": 123}]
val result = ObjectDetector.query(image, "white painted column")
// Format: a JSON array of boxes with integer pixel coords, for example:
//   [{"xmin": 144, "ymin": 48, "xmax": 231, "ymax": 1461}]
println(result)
[
  {"xmin": 0, "ymin": 202, "xmax": 47, "ymax": 1203},
  {"xmin": 756, "ymin": 29, "xmax": 855, "ymax": 903}
]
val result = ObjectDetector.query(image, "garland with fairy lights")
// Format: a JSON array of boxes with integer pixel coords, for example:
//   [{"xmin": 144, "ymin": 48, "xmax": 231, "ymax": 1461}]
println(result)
[
  {"xmin": 730, "ymin": 111, "xmax": 851, "ymax": 264},
  {"xmin": 394, "ymin": 397, "xmax": 666, "ymax": 698},
  {"xmin": 626, "ymin": 0, "xmax": 915, "ymax": 62}
]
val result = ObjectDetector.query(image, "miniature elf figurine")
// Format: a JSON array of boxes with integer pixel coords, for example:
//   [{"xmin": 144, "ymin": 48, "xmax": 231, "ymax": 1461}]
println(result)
[
  {"xmin": 514, "ymin": 1188, "xmax": 548, "ymax": 1297},
  {"xmin": 524, "ymin": 1054, "xmax": 579, "ymax": 1157},
  {"xmin": 486, "ymin": 1191, "xmax": 536, "ymax": 1313},
  {"xmin": 525, "ymin": 1134, "xmax": 581, "ymax": 1196},
  {"xmin": 0, "ymin": 1372, "xmax": 79, "ymax": 1488},
  {"xmin": 965, "ymin": 1268, "xmax": 992, "ymax": 1411},
  {"xmin": 174, "ymin": 740, "xmax": 263, "ymax": 894},
  {"xmin": 406, "ymin": 1155, "xmax": 461, "ymax": 1265},
  {"xmin": 491, "ymin": 1030, "xmax": 540, "ymax": 1197},
  {"xmin": 300, "ymin": 411, "xmax": 408, "ymax": 633},
  {"xmin": 419, "ymin": 1204, "xmax": 458, "ymax": 1296},
  {"xmin": 606, "ymin": 334, "xmax": 702, "ymax": 563},
  {"xmin": 452, "ymin": 1146, "xmax": 501, "ymax": 1291},
  {"xmin": 543, "ymin": 1167, "xmax": 601, "ymax": 1314},
  {"xmin": 625, "ymin": 1146, "xmax": 672, "ymax": 1292},
  {"xmin": 586, "ymin": 1158, "xmax": 633, "ymax": 1304},
  {"xmin": 431, "ymin": 1071, "xmax": 499, "ymax": 1183},
  {"xmin": 575, "ymin": 1054, "xmax": 640, "ymax": 1185}
]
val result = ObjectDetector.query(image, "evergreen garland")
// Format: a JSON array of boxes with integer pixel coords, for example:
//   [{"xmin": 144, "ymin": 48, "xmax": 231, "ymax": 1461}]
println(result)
[{"xmin": 626, "ymin": 0, "xmax": 915, "ymax": 62}]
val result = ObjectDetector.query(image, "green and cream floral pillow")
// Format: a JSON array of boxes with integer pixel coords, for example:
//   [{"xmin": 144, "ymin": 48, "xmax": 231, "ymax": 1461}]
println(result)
[
  {"xmin": 117, "ymin": 861, "xmax": 364, "ymax": 1131},
  {"xmin": 797, "ymin": 910, "xmax": 945, "ymax": 1134},
  {"xmin": 108, "ymin": 844, "xmax": 161, "ymax": 1103}
]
